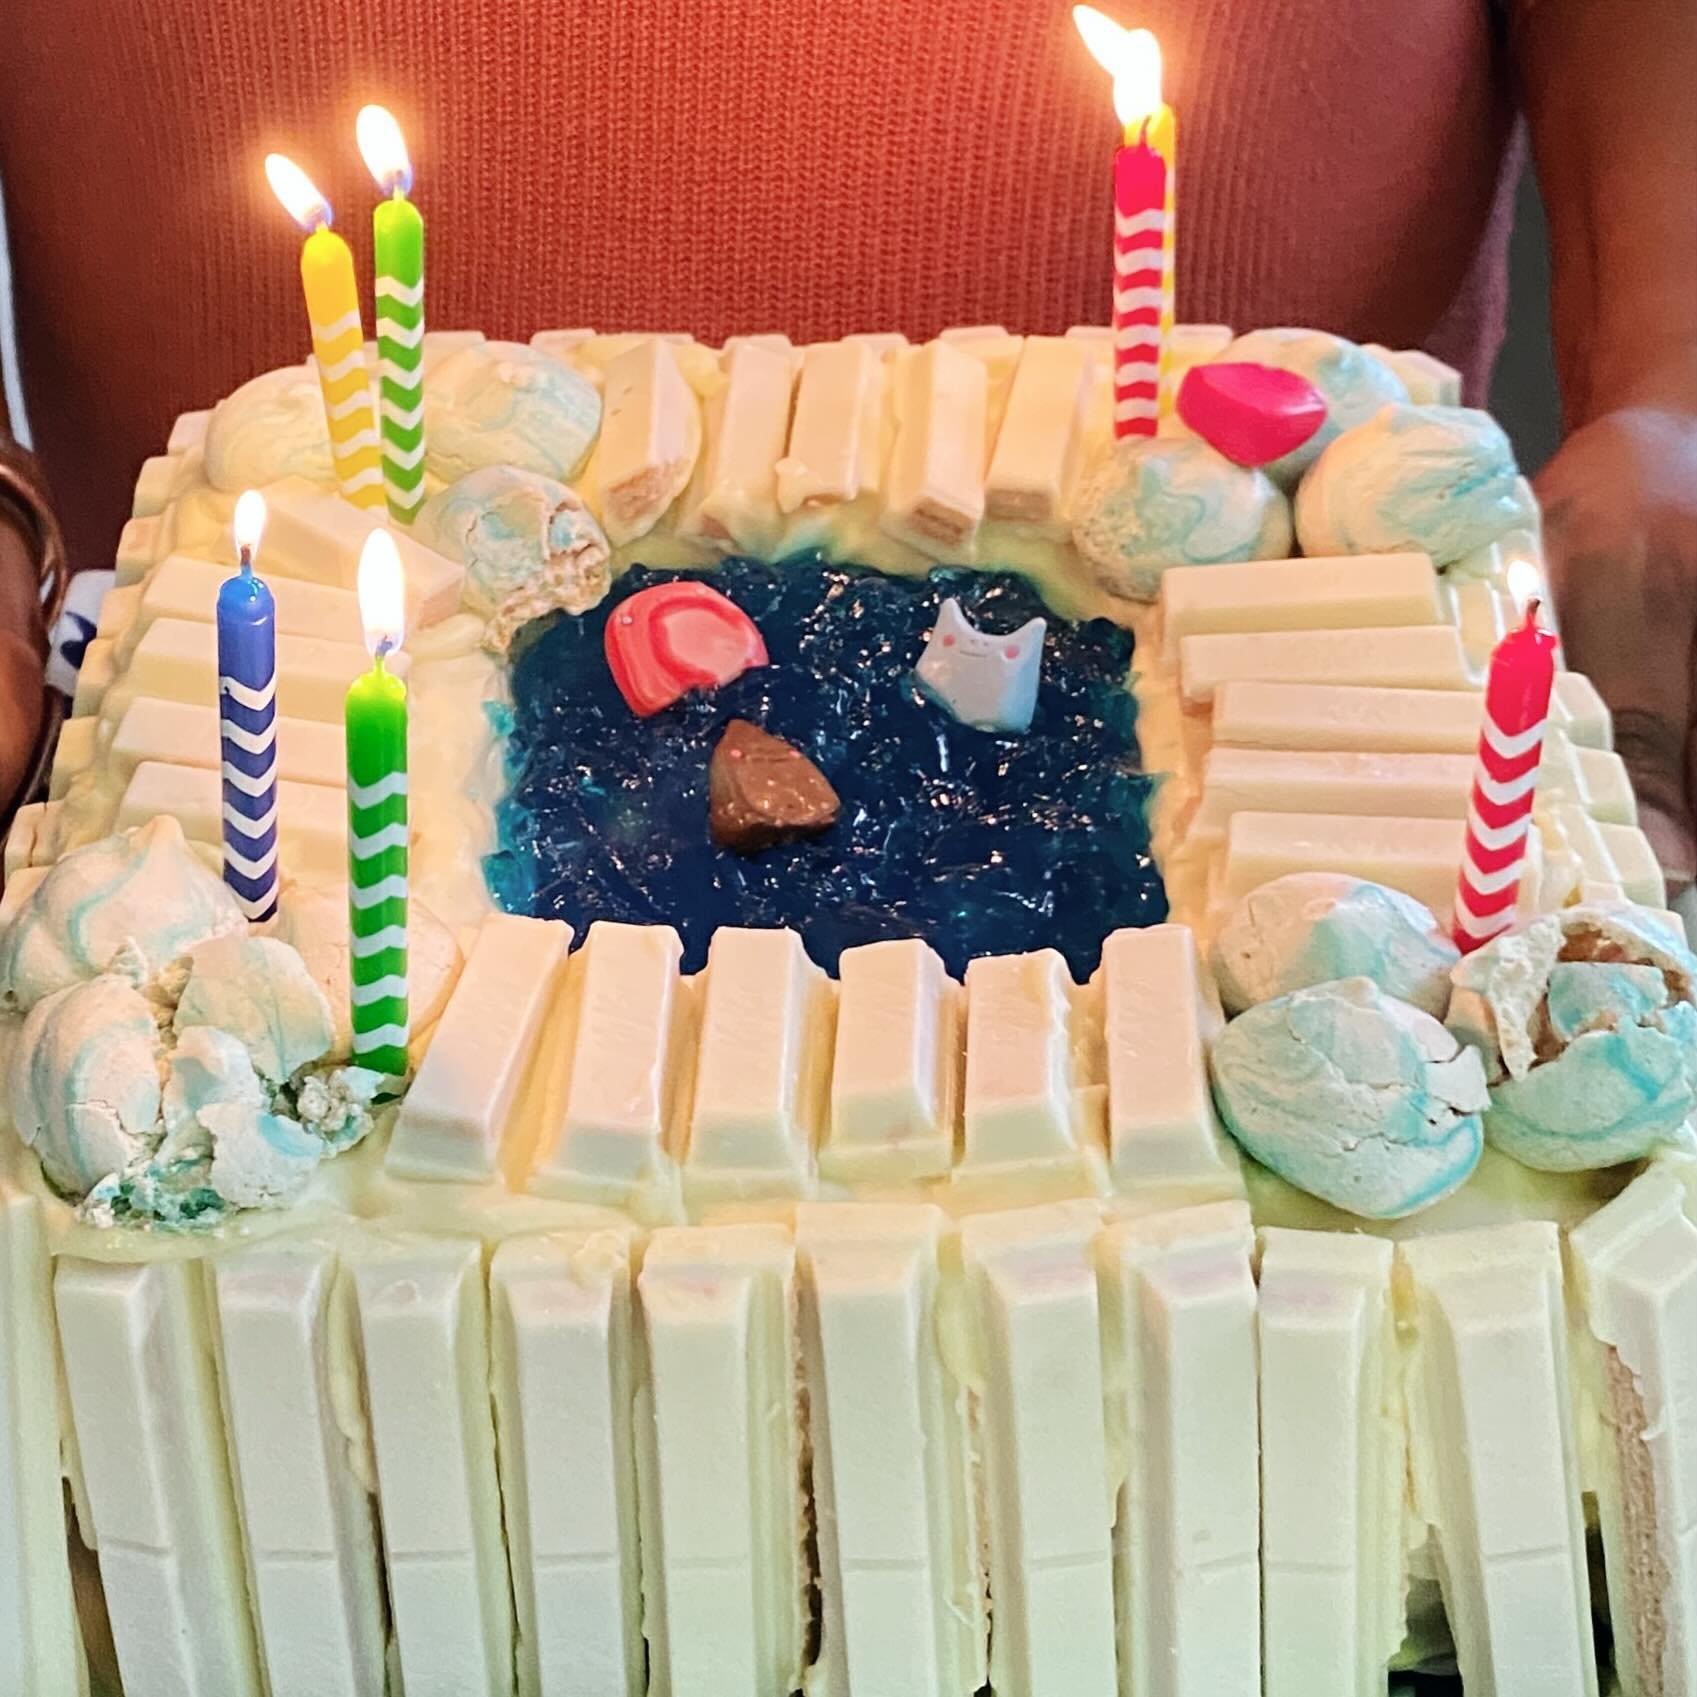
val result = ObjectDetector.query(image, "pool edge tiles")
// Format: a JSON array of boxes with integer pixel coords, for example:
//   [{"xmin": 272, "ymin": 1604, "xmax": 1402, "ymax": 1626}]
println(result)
[{"xmin": 486, "ymin": 558, "xmax": 1165, "ymax": 980}]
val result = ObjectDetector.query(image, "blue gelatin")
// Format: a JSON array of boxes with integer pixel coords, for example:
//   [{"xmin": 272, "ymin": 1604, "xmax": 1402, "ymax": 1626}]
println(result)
[{"xmin": 485, "ymin": 558, "xmax": 1165, "ymax": 978}]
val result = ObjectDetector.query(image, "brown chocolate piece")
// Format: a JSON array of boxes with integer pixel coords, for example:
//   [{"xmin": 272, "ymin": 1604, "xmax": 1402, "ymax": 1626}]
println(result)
[{"xmin": 708, "ymin": 719, "xmax": 841, "ymax": 854}]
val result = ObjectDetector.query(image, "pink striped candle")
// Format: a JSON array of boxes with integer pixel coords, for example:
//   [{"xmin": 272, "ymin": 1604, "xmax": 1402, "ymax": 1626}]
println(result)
[
  {"xmin": 1113, "ymin": 127, "xmax": 1167, "ymax": 438},
  {"xmin": 1453, "ymin": 602, "xmax": 1558, "ymax": 951}
]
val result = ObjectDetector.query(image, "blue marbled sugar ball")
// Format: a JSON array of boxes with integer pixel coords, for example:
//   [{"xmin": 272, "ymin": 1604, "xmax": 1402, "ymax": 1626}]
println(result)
[
  {"xmin": 486, "ymin": 559, "xmax": 1165, "ymax": 978},
  {"xmin": 1219, "ymin": 328, "xmax": 1410, "ymax": 485},
  {"xmin": 425, "ymin": 341, "xmax": 602, "ymax": 484},
  {"xmin": 1295, "ymin": 404, "xmax": 1536, "ymax": 566},
  {"xmin": 1071, "ymin": 436, "xmax": 1293, "ymax": 603}
]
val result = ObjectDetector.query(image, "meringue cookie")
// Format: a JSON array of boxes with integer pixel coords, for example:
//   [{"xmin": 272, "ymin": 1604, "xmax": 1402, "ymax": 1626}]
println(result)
[
  {"xmin": 1295, "ymin": 404, "xmax": 1536, "ymax": 566},
  {"xmin": 269, "ymin": 884, "xmax": 461, "ymax": 1061},
  {"xmin": 0, "ymin": 816, "xmax": 246, "ymax": 1013},
  {"xmin": 173, "ymin": 935, "xmax": 335, "ymax": 1083},
  {"xmin": 1071, "ymin": 436, "xmax": 1293, "ymax": 603},
  {"xmin": 1446, "ymin": 903, "xmax": 1697, "ymax": 1170},
  {"xmin": 1217, "ymin": 329, "xmax": 1409, "ymax": 485},
  {"xmin": 425, "ymin": 341, "xmax": 602, "ymax": 484},
  {"xmin": 204, "ymin": 364, "xmax": 336, "ymax": 491},
  {"xmin": 204, "ymin": 1098, "xmax": 326, "ymax": 1210},
  {"xmin": 417, "ymin": 466, "xmax": 612, "ymax": 651},
  {"xmin": 1210, "ymin": 976, "xmax": 1487, "ymax": 1218},
  {"xmin": 1212, "ymin": 873, "xmax": 1459, "ymax": 1017},
  {"xmin": 161, "ymin": 1025, "xmax": 264, "ymax": 1153},
  {"xmin": 10, "ymin": 975, "xmax": 164, "ymax": 1196}
]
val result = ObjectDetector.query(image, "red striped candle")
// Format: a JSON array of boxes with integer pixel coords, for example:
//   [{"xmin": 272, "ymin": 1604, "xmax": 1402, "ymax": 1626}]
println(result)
[
  {"xmin": 1113, "ymin": 128, "xmax": 1167, "ymax": 438},
  {"xmin": 1453, "ymin": 602, "xmax": 1558, "ymax": 951}
]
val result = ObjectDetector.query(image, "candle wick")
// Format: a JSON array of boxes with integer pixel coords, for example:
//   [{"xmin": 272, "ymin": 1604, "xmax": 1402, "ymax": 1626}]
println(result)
[
  {"xmin": 238, "ymin": 547, "xmax": 253, "ymax": 577},
  {"xmin": 1523, "ymin": 597, "xmax": 1542, "ymax": 630},
  {"xmin": 1139, "ymin": 114, "xmax": 1152, "ymax": 148}
]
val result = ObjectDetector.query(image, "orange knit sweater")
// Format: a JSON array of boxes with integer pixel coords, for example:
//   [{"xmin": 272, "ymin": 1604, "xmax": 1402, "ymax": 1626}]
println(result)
[{"xmin": 0, "ymin": 0, "xmax": 1518, "ymax": 569}]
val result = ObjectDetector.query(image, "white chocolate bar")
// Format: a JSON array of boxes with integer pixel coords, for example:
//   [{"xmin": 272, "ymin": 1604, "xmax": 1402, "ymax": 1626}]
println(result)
[
  {"xmin": 636, "ymin": 1223, "xmax": 807, "ymax": 1697},
  {"xmin": 528, "ymin": 328, "xmax": 597, "ymax": 360},
  {"xmin": 796, "ymin": 1203, "xmax": 986, "ymax": 1697},
  {"xmin": 115, "ymin": 761, "xmax": 344, "ymax": 884},
  {"xmin": 1211, "ymin": 681, "xmax": 1489, "ymax": 755},
  {"xmin": 95, "ymin": 581, "xmax": 143, "ymax": 644},
  {"xmin": 677, "ymin": 341, "xmax": 795, "ymax": 555},
  {"xmin": 1553, "ymin": 670, "xmax": 1613, "ymax": 748},
  {"xmin": 1597, "ymin": 820, "xmax": 1666, "ymax": 907},
  {"xmin": 1099, "ymin": 1204, "xmax": 1260, "ymax": 1697},
  {"xmin": 108, "ymin": 616, "xmax": 409, "ymax": 726},
  {"xmin": 22, "ymin": 802, "xmax": 62, "ymax": 870},
  {"xmin": 348, "ymin": 1234, "xmax": 514, "ymax": 1697},
  {"xmin": 387, "ymin": 913, "xmax": 572, "ymax": 1182},
  {"xmin": 2, "ymin": 802, "xmax": 44, "ymax": 878},
  {"xmin": 528, "ymin": 921, "xmax": 689, "ymax": 1205},
  {"xmin": 122, "ymin": 555, "xmax": 362, "ymax": 656},
  {"xmin": 957, "ymin": 1202, "xmax": 1118, "ymax": 1697},
  {"xmin": 1219, "ymin": 809, "xmax": 1542, "ymax": 923},
  {"xmin": 1572, "ymin": 745, "xmax": 1636, "ymax": 825},
  {"xmin": 776, "ymin": 339, "xmax": 888, "ymax": 512},
  {"xmin": 1192, "ymin": 747, "xmax": 1479, "ymax": 837},
  {"xmin": 132, "ymin": 453, "xmax": 184, "ymax": 518},
  {"xmin": 48, "ymin": 713, "xmax": 98, "ymax": 798},
  {"xmin": 259, "ymin": 483, "xmax": 465, "ymax": 628},
  {"xmin": 683, "ymin": 926, "xmax": 833, "ymax": 1204},
  {"xmin": 1093, "ymin": 925, "xmax": 1240, "ymax": 1194},
  {"xmin": 0, "ymin": 1181, "xmax": 81, "ymax": 1697},
  {"xmin": 109, "ymin": 696, "xmax": 345, "ymax": 790},
  {"xmin": 490, "ymin": 1230, "xmax": 645, "ymax": 1697},
  {"xmin": 1179, "ymin": 625, "xmax": 1475, "ymax": 707},
  {"xmin": 842, "ymin": 330, "xmax": 910, "ymax": 359},
  {"xmin": 984, "ymin": 336, "xmax": 1094, "ymax": 529},
  {"xmin": 1442, "ymin": 574, "xmax": 1518, "ymax": 674},
  {"xmin": 823, "ymin": 938, "xmax": 961, "ymax": 1184},
  {"xmin": 167, "ymin": 408, "xmax": 212, "ymax": 454},
  {"xmin": 960, "ymin": 948, "xmax": 1098, "ymax": 1179},
  {"xmin": 56, "ymin": 1257, "xmax": 264, "ymax": 1697},
  {"xmin": 1568, "ymin": 1169, "xmax": 1697, "ymax": 1697},
  {"xmin": 941, "ymin": 328, "xmax": 1024, "ymax": 452},
  {"xmin": 1257, "ymin": 1229, "xmax": 1404, "ymax": 1697},
  {"xmin": 212, "ymin": 1241, "xmax": 387, "ymax": 1697},
  {"xmin": 1160, "ymin": 552, "xmax": 1440, "ymax": 660},
  {"xmin": 420, "ymin": 329, "xmax": 488, "ymax": 374},
  {"xmin": 71, "ymin": 638, "xmax": 118, "ymax": 715},
  {"xmin": 721, "ymin": 332, "xmax": 801, "ymax": 371},
  {"xmin": 592, "ymin": 338, "xmax": 703, "ymax": 545},
  {"xmin": 880, "ymin": 339, "xmax": 988, "ymax": 560},
  {"xmin": 1398, "ymin": 1224, "xmax": 1598, "ymax": 1697},
  {"xmin": 116, "ymin": 514, "xmax": 164, "ymax": 584}
]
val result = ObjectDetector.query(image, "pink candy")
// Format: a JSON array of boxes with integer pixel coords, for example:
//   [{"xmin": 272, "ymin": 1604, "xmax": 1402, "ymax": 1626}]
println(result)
[
  {"xmin": 605, "ymin": 580, "xmax": 769, "ymax": 717},
  {"xmin": 1177, "ymin": 362, "xmax": 1328, "ymax": 468}
]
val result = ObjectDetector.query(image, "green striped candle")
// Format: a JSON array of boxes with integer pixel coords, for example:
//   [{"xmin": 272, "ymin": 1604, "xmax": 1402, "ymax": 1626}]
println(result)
[
  {"xmin": 358, "ymin": 104, "xmax": 427, "ymax": 524},
  {"xmin": 347, "ymin": 530, "xmax": 410, "ymax": 1077}
]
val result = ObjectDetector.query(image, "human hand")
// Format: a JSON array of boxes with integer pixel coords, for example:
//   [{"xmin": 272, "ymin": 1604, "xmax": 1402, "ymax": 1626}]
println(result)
[{"xmin": 1539, "ymin": 403, "xmax": 1697, "ymax": 902}]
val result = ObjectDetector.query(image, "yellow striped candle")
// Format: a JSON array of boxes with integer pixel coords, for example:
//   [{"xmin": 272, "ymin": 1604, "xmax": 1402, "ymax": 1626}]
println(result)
[{"xmin": 264, "ymin": 153, "xmax": 386, "ymax": 509}]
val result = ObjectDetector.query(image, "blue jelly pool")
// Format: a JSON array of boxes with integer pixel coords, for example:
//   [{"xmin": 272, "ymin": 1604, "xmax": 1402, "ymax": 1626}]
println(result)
[{"xmin": 485, "ymin": 558, "xmax": 1165, "ymax": 978}]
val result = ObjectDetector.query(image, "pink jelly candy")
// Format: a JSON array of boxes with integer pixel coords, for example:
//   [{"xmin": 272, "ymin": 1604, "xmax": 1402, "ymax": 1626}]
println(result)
[
  {"xmin": 604, "ymin": 580, "xmax": 769, "ymax": 716},
  {"xmin": 1177, "ymin": 362, "xmax": 1328, "ymax": 468}
]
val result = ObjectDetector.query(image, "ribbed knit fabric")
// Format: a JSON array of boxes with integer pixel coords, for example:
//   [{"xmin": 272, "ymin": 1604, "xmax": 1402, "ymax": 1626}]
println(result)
[{"xmin": 0, "ymin": 0, "xmax": 1518, "ymax": 569}]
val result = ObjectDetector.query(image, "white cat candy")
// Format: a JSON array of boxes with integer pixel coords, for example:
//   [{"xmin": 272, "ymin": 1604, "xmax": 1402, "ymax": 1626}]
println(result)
[{"xmin": 913, "ymin": 597, "xmax": 1047, "ymax": 734}]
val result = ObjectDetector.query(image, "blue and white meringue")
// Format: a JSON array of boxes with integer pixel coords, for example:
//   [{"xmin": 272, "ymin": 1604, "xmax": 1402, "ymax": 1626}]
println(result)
[
  {"xmin": 9, "ymin": 975, "xmax": 164, "ymax": 1196},
  {"xmin": 1071, "ymin": 436, "xmax": 1293, "ymax": 603},
  {"xmin": 0, "ymin": 817, "xmax": 246, "ymax": 1013},
  {"xmin": 416, "ymin": 465, "xmax": 611, "ymax": 651},
  {"xmin": 1294, "ymin": 404, "xmax": 1536, "ymax": 566},
  {"xmin": 1446, "ymin": 903, "xmax": 1697, "ymax": 1171},
  {"xmin": 204, "ymin": 364, "xmax": 336, "ymax": 491},
  {"xmin": 1210, "ymin": 976, "xmax": 1487, "ymax": 1218},
  {"xmin": 425, "ymin": 341, "xmax": 602, "ymax": 484},
  {"xmin": 173, "ymin": 935, "xmax": 335, "ymax": 1084},
  {"xmin": 1216, "ymin": 329, "xmax": 1408, "ymax": 484},
  {"xmin": 1211, "ymin": 873, "xmax": 1459, "ymax": 1017}
]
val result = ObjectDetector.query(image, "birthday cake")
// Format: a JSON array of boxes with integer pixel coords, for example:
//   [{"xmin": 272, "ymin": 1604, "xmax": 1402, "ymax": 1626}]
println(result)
[{"xmin": 2, "ymin": 316, "xmax": 1695, "ymax": 1697}]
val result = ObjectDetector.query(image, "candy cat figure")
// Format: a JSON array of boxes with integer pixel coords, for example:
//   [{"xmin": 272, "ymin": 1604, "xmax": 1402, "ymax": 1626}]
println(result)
[{"xmin": 913, "ymin": 597, "xmax": 1046, "ymax": 734}]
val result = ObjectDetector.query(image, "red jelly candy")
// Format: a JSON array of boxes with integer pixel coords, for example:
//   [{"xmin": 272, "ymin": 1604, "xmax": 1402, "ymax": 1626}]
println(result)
[
  {"xmin": 1177, "ymin": 362, "xmax": 1329, "ymax": 468},
  {"xmin": 604, "ymin": 580, "xmax": 769, "ymax": 716}
]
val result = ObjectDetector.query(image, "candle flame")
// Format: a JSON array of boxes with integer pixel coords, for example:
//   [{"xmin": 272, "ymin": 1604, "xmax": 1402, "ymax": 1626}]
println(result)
[
  {"xmin": 1072, "ymin": 6, "xmax": 1163, "ymax": 129},
  {"xmin": 356, "ymin": 104, "xmax": 414, "ymax": 197},
  {"xmin": 1505, "ymin": 556, "xmax": 1543, "ymax": 609},
  {"xmin": 232, "ymin": 490, "xmax": 267, "ymax": 565},
  {"xmin": 358, "ymin": 528, "xmax": 407, "ymax": 658},
  {"xmin": 264, "ymin": 153, "xmax": 333, "ymax": 232}
]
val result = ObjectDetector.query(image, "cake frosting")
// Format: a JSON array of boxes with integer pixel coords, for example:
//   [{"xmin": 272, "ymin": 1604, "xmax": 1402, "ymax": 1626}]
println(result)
[{"xmin": 3, "ymin": 318, "xmax": 1689, "ymax": 1697}]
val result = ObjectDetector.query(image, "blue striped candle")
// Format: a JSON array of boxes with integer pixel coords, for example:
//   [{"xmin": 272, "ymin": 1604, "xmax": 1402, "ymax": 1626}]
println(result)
[{"xmin": 218, "ymin": 491, "xmax": 279, "ymax": 919}]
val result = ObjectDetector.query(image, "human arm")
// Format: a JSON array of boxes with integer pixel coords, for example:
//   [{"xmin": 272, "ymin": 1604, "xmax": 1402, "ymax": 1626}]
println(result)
[{"xmin": 1514, "ymin": 0, "xmax": 1697, "ymax": 895}]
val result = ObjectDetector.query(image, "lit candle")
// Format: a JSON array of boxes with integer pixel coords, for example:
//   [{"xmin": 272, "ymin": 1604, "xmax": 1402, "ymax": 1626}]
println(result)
[
  {"xmin": 1074, "ymin": 8, "xmax": 1178, "ymax": 436},
  {"xmin": 1453, "ymin": 602, "xmax": 1558, "ymax": 952},
  {"xmin": 264, "ymin": 153, "xmax": 386, "ymax": 510},
  {"xmin": 218, "ymin": 490, "xmax": 280, "ymax": 920},
  {"xmin": 356, "ymin": 105, "xmax": 427, "ymax": 525},
  {"xmin": 346, "ymin": 529, "xmax": 410, "ymax": 1075}
]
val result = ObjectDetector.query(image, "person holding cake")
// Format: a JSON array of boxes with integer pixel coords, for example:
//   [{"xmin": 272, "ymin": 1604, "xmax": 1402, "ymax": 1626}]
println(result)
[{"xmin": 0, "ymin": 0, "xmax": 1693, "ymax": 892}]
